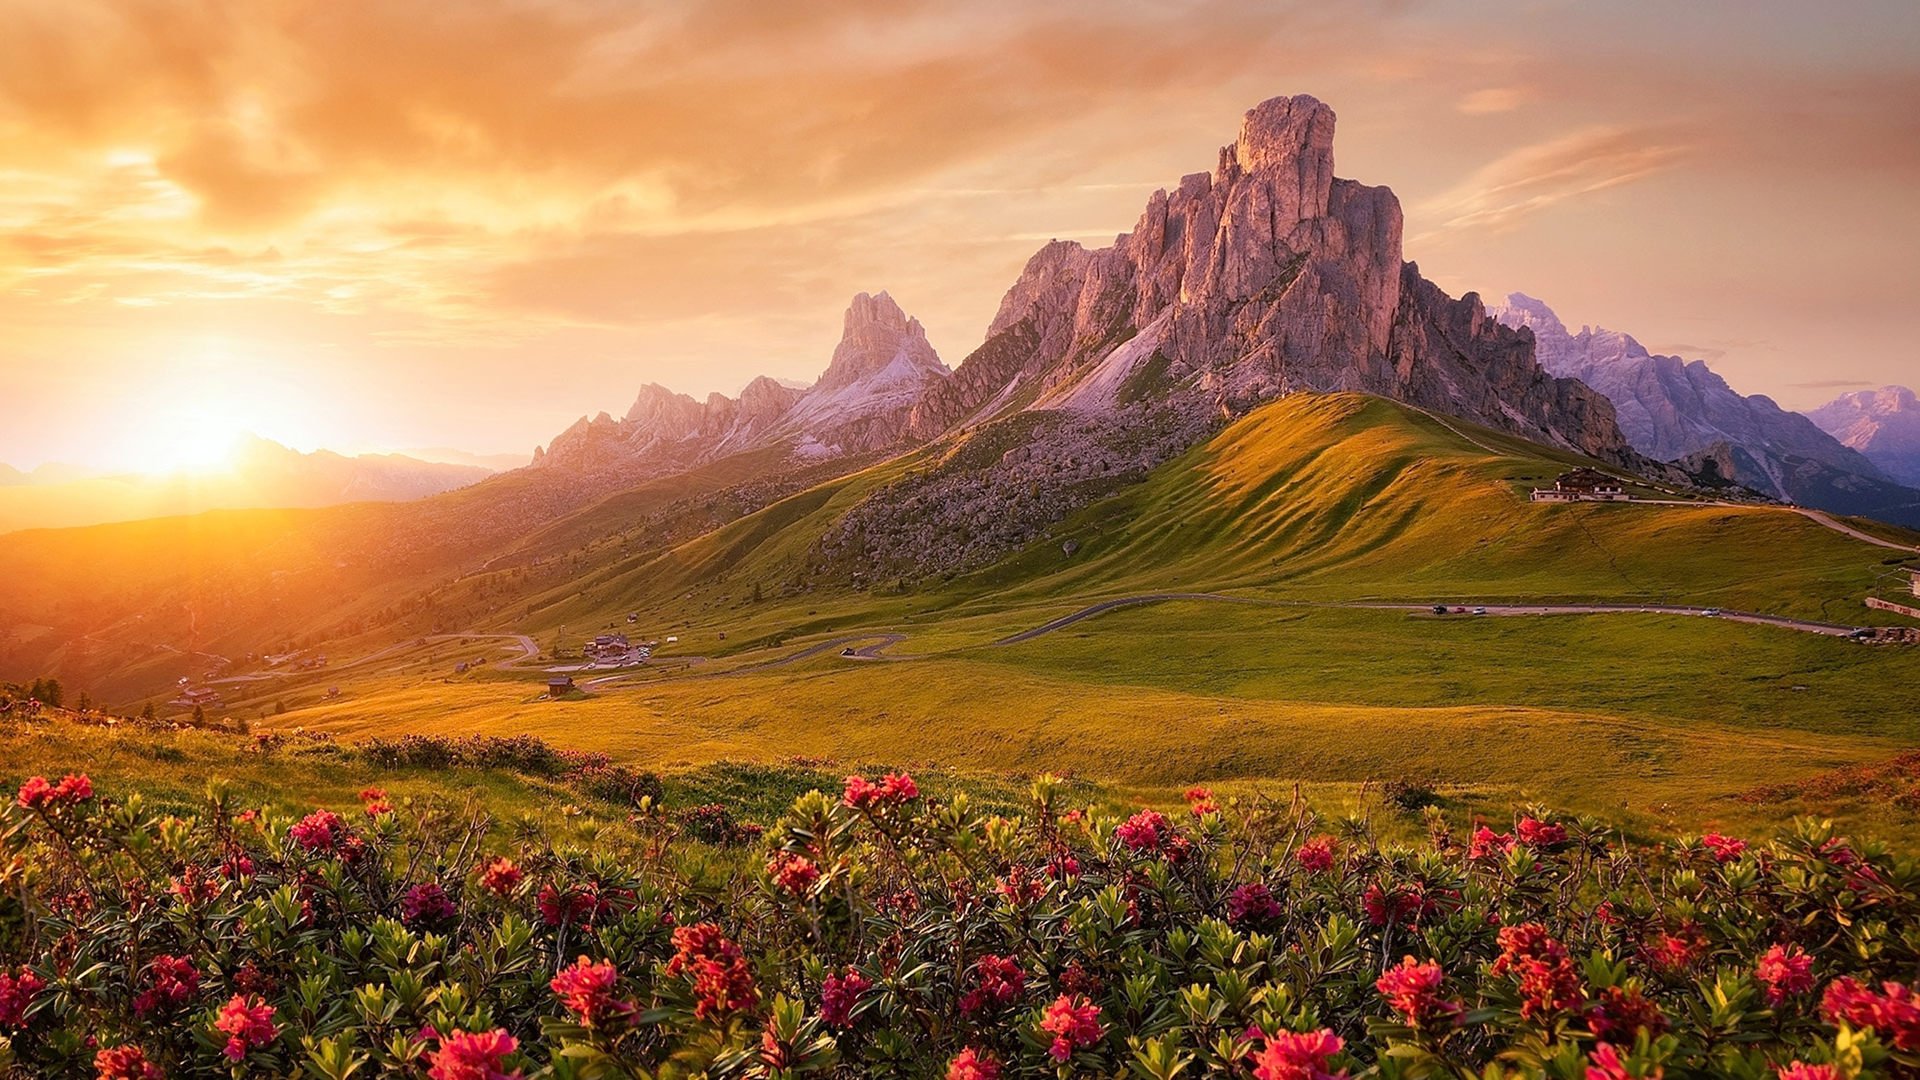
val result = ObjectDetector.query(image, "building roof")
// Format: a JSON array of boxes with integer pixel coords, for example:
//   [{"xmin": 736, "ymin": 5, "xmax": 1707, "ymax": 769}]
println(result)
[{"xmin": 1555, "ymin": 467, "xmax": 1621, "ymax": 490}]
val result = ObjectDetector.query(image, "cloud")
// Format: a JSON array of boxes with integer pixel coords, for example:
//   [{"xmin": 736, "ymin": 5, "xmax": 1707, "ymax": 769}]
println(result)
[
  {"xmin": 1456, "ymin": 87, "xmax": 1530, "ymax": 114},
  {"xmin": 1413, "ymin": 125, "xmax": 1693, "ymax": 239}
]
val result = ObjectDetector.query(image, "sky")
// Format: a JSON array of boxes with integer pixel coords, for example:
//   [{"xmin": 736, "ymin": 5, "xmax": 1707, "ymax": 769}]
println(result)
[{"xmin": 2, "ymin": 0, "xmax": 1917, "ymax": 471}]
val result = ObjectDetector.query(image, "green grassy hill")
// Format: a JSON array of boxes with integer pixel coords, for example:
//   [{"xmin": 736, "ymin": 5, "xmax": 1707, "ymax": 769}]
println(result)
[
  {"xmin": 234, "ymin": 393, "xmax": 1920, "ymax": 842},
  {"xmin": 519, "ymin": 393, "xmax": 1910, "ymax": 650}
]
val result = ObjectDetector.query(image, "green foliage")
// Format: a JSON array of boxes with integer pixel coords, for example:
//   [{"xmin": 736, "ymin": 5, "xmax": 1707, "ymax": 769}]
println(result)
[{"xmin": 2, "ymin": 767, "xmax": 1917, "ymax": 1077}]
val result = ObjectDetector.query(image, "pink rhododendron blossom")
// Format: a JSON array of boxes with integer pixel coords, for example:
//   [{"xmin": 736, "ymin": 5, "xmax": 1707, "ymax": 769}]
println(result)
[{"xmin": 1038, "ymin": 994, "xmax": 1103, "ymax": 1061}]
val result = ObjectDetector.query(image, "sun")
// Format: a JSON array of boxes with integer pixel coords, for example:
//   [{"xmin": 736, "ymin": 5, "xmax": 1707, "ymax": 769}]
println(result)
[
  {"xmin": 129, "ymin": 350, "xmax": 271, "ymax": 475},
  {"xmin": 150, "ymin": 416, "xmax": 245, "ymax": 474}
]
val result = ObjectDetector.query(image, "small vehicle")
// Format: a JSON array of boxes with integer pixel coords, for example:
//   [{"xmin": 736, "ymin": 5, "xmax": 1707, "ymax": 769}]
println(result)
[
  {"xmin": 1454, "ymin": 607, "xmax": 1467, "ymax": 614},
  {"xmin": 1431, "ymin": 605, "xmax": 1449, "ymax": 615},
  {"xmin": 1850, "ymin": 627, "xmax": 1875, "ymax": 639},
  {"xmin": 1702, "ymin": 608, "xmax": 1722, "ymax": 617},
  {"xmin": 1472, "ymin": 607, "xmax": 1488, "ymax": 616}
]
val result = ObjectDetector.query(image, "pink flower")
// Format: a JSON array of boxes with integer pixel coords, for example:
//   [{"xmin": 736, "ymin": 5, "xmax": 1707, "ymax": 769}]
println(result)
[
  {"xmin": 1250, "ymin": 1027, "xmax": 1347, "ymax": 1080},
  {"xmin": 1227, "ymin": 882, "xmax": 1283, "ymax": 925},
  {"xmin": 959, "ymin": 954, "xmax": 1026, "ymax": 1015},
  {"xmin": 18, "ymin": 772, "xmax": 92, "ymax": 810},
  {"xmin": 1184, "ymin": 786, "xmax": 1219, "ymax": 816},
  {"xmin": 93, "ymin": 1045, "xmax": 164, "ymax": 1080},
  {"xmin": 213, "ymin": 994, "xmax": 278, "ymax": 1061},
  {"xmin": 1295, "ymin": 836, "xmax": 1335, "ymax": 873},
  {"xmin": 427, "ymin": 1029, "xmax": 523, "ymax": 1080},
  {"xmin": 1492, "ymin": 923, "xmax": 1584, "ymax": 1021},
  {"xmin": 1115, "ymin": 809, "xmax": 1169, "ymax": 853},
  {"xmin": 536, "ymin": 882, "xmax": 607, "ymax": 927},
  {"xmin": 478, "ymin": 857, "xmax": 522, "ymax": 896},
  {"xmin": 1038, "ymin": 994, "xmax": 1104, "ymax": 1061},
  {"xmin": 1517, "ymin": 816, "xmax": 1567, "ymax": 847},
  {"xmin": 1756, "ymin": 944, "xmax": 1816, "ymax": 1006},
  {"xmin": 289, "ymin": 810, "xmax": 345, "ymax": 852},
  {"xmin": 1588, "ymin": 985, "xmax": 1669, "ymax": 1040},
  {"xmin": 1774, "ymin": 1064, "xmax": 1841, "ymax": 1080},
  {"xmin": 401, "ymin": 882, "xmax": 458, "ymax": 927},
  {"xmin": 132, "ymin": 955, "xmax": 200, "ymax": 1017},
  {"xmin": 1822, "ymin": 978, "xmax": 1920, "ymax": 1051},
  {"xmin": 1584, "ymin": 1042, "xmax": 1633, "ymax": 1080},
  {"xmin": 1701, "ymin": 833, "xmax": 1747, "ymax": 862},
  {"xmin": 0, "ymin": 966, "xmax": 45, "ymax": 1028},
  {"xmin": 819, "ymin": 968, "xmax": 872, "ymax": 1028},
  {"xmin": 947, "ymin": 1046, "xmax": 1003, "ymax": 1080},
  {"xmin": 550, "ymin": 957, "xmax": 634, "ymax": 1027},
  {"xmin": 666, "ymin": 923, "xmax": 758, "ymax": 1020},
  {"xmin": 1376, "ymin": 956, "xmax": 1460, "ymax": 1027},
  {"xmin": 767, "ymin": 852, "xmax": 821, "ymax": 895},
  {"xmin": 1468, "ymin": 825, "xmax": 1515, "ymax": 860},
  {"xmin": 843, "ymin": 772, "xmax": 919, "ymax": 809}
]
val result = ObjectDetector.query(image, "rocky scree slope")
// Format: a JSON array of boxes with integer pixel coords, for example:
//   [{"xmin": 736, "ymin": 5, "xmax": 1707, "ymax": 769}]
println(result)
[{"xmin": 812, "ymin": 94, "xmax": 1635, "ymax": 581}]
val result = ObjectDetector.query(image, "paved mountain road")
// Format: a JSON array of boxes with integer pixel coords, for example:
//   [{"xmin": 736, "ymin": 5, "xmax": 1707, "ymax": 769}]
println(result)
[{"xmin": 990, "ymin": 593, "xmax": 1269, "ymax": 645}]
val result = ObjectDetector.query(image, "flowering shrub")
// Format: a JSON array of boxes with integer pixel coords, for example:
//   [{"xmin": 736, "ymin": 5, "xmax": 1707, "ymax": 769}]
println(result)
[{"xmin": 0, "ymin": 769, "xmax": 1917, "ymax": 1078}]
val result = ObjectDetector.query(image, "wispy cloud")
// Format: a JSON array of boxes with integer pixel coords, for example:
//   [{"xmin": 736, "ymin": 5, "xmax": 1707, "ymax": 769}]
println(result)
[
  {"xmin": 1413, "ymin": 125, "xmax": 1692, "ymax": 240},
  {"xmin": 1456, "ymin": 86, "xmax": 1530, "ymax": 114}
]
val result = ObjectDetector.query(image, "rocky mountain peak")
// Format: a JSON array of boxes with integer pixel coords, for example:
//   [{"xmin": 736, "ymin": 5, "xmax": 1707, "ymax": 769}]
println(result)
[
  {"xmin": 1808, "ymin": 384, "xmax": 1920, "ymax": 488},
  {"xmin": 1494, "ymin": 293, "xmax": 1569, "ymax": 340},
  {"xmin": 1226, "ymin": 94, "xmax": 1337, "ymax": 223},
  {"xmin": 535, "ymin": 292, "xmax": 948, "ymax": 478},
  {"xmin": 815, "ymin": 290, "xmax": 946, "ymax": 393}
]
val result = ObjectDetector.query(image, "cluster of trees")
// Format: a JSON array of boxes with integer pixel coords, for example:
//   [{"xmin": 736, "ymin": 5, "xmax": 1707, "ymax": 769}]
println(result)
[{"xmin": 3, "ymin": 676, "xmax": 65, "ymax": 708}]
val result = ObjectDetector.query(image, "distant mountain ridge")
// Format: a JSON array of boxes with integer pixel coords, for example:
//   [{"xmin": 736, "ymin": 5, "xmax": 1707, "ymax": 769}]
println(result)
[
  {"xmin": 0, "ymin": 439, "xmax": 489, "ymax": 533},
  {"xmin": 1488, "ymin": 293, "xmax": 1920, "ymax": 527},
  {"xmin": 533, "ymin": 291, "xmax": 950, "ymax": 477},
  {"xmin": 1807, "ymin": 386, "xmax": 1920, "ymax": 489}
]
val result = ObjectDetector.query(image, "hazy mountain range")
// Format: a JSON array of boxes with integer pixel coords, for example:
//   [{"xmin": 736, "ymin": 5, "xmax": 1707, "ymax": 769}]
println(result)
[
  {"xmin": 1807, "ymin": 386, "xmax": 1920, "ymax": 490},
  {"xmin": 0, "ymin": 437, "xmax": 491, "ymax": 533},
  {"xmin": 1489, "ymin": 294, "xmax": 1920, "ymax": 527}
]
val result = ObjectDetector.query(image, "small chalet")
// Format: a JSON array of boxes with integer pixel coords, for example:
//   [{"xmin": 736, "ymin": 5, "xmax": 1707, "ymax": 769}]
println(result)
[
  {"xmin": 1531, "ymin": 468, "xmax": 1629, "ymax": 503},
  {"xmin": 546, "ymin": 675, "xmax": 575, "ymax": 698}
]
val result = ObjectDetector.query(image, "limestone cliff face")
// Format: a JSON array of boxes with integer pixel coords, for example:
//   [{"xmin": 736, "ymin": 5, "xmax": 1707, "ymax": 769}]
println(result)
[
  {"xmin": 911, "ymin": 95, "xmax": 1629, "ymax": 462},
  {"xmin": 534, "ymin": 292, "xmax": 947, "ymax": 477}
]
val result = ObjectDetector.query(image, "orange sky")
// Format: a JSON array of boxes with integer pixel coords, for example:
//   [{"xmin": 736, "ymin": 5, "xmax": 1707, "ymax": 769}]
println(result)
[{"xmin": 3, "ymin": 0, "xmax": 1917, "ymax": 470}]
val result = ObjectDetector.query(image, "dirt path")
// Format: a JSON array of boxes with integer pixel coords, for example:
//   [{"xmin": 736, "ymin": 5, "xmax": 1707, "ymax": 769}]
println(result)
[
  {"xmin": 1790, "ymin": 508, "xmax": 1919, "ymax": 553},
  {"xmin": 990, "ymin": 593, "xmax": 1265, "ymax": 645},
  {"xmin": 1331, "ymin": 601, "xmax": 1860, "ymax": 637}
]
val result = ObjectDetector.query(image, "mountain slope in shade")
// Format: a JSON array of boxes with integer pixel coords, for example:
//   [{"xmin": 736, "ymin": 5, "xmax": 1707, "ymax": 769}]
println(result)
[
  {"xmin": 1808, "ymin": 386, "xmax": 1920, "ymax": 489},
  {"xmin": 1489, "ymin": 294, "xmax": 1920, "ymax": 527},
  {"xmin": 0, "ymin": 439, "xmax": 489, "ymax": 533},
  {"xmin": 534, "ymin": 291, "xmax": 949, "ymax": 477}
]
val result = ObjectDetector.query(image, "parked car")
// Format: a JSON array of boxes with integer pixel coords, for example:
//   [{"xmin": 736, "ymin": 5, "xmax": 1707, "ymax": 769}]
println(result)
[
  {"xmin": 1472, "ymin": 607, "xmax": 1488, "ymax": 616},
  {"xmin": 1432, "ymin": 605, "xmax": 1449, "ymax": 615},
  {"xmin": 1702, "ymin": 608, "xmax": 1722, "ymax": 617}
]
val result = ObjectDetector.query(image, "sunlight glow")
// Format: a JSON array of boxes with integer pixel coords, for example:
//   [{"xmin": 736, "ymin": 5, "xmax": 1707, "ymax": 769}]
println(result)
[{"xmin": 126, "ymin": 343, "xmax": 279, "ymax": 475}]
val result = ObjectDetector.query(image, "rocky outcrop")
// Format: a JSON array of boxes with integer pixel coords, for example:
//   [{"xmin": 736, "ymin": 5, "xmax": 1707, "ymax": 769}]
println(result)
[
  {"xmin": 534, "ymin": 292, "xmax": 947, "ymax": 479},
  {"xmin": 1808, "ymin": 386, "xmax": 1920, "ymax": 489},
  {"xmin": 909, "ymin": 96, "xmax": 1628, "ymax": 463},
  {"xmin": 816, "ymin": 94, "xmax": 1638, "ymax": 581}
]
